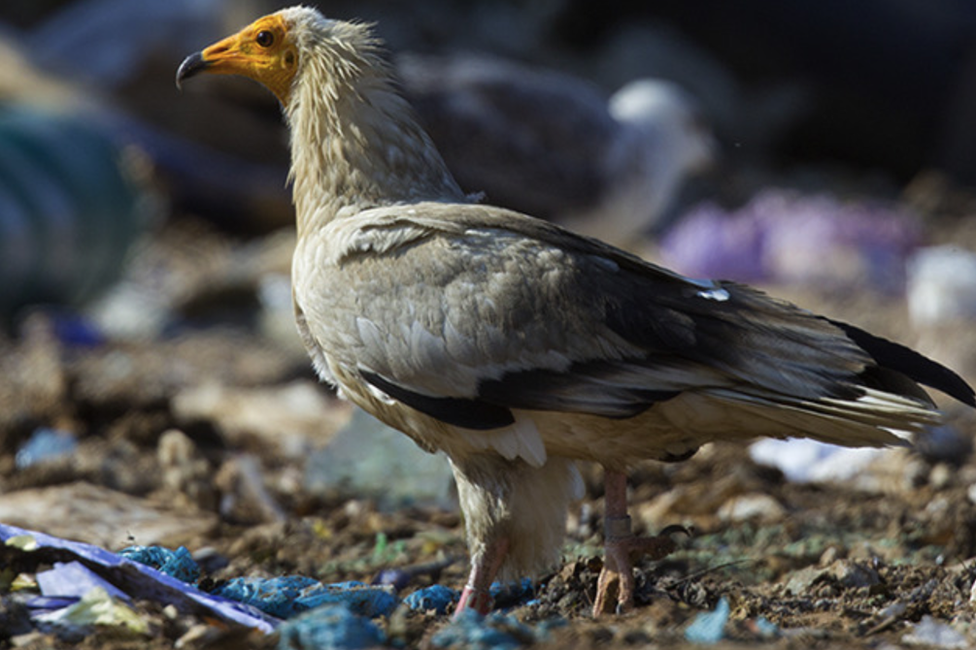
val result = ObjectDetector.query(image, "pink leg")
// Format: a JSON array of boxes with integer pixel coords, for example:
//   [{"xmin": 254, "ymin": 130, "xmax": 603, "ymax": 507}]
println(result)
[
  {"xmin": 454, "ymin": 536, "xmax": 510, "ymax": 618},
  {"xmin": 593, "ymin": 470, "xmax": 680, "ymax": 616}
]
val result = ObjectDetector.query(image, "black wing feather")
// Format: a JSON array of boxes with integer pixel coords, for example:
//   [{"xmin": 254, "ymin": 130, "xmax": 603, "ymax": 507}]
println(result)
[
  {"xmin": 361, "ymin": 370, "xmax": 515, "ymax": 430},
  {"xmin": 828, "ymin": 319, "xmax": 976, "ymax": 407}
]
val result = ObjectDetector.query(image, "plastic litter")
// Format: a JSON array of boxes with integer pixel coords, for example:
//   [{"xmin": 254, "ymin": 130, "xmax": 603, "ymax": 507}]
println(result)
[
  {"xmin": 684, "ymin": 596, "xmax": 730, "ymax": 644},
  {"xmin": 15, "ymin": 428, "xmax": 78, "ymax": 469},
  {"xmin": 35, "ymin": 561, "xmax": 129, "ymax": 602},
  {"xmin": 276, "ymin": 604, "xmax": 385, "ymax": 650},
  {"xmin": 33, "ymin": 586, "xmax": 149, "ymax": 638},
  {"xmin": 490, "ymin": 578, "xmax": 535, "ymax": 609},
  {"xmin": 753, "ymin": 616, "xmax": 779, "ymax": 638},
  {"xmin": 46, "ymin": 311, "xmax": 106, "ymax": 348},
  {"xmin": 907, "ymin": 245, "xmax": 976, "ymax": 327},
  {"xmin": 661, "ymin": 189, "xmax": 920, "ymax": 293},
  {"xmin": 372, "ymin": 556, "xmax": 458, "ymax": 591},
  {"xmin": 748, "ymin": 438, "xmax": 883, "ymax": 483},
  {"xmin": 213, "ymin": 577, "xmax": 397, "ymax": 619},
  {"xmin": 117, "ymin": 545, "xmax": 200, "ymax": 584},
  {"xmin": 430, "ymin": 609, "xmax": 534, "ymax": 649},
  {"xmin": 902, "ymin": 615, "xmax": 968, "ymax": 648},
  {"xmin": 305, "ymin": 408, "xmax": 455, "ymax": 510},
  {"xmin": 0, "ymin": 107, "xmax": 156, "ymax": 318},
  {"xmin": 0, "ymin": 523, "xmax": 278, "ymax": 632},
  {"xmin": 404, "ymin": 585, "xmax": 459, "ymax": 615}
]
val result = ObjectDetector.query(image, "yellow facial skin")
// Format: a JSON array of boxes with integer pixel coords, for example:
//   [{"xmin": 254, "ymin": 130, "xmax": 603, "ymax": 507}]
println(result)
[{"xmin": 176, "ymin": 14, "xmax": 299, "ymax": 105}]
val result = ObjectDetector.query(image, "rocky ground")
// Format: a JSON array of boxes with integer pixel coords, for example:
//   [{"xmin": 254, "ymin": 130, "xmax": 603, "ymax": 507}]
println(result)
[
  {"xmin": 3, "ymin": 1, "xmax": 976, "ymax": 648},
  {"xmin": 0, "ymin": 209, "xmax": 975, "ymax": 650}
]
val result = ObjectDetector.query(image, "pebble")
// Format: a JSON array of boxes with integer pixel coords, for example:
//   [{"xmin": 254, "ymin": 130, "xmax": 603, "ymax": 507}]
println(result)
[{"xmin": 784, "ymin": 560, "xmax": 880, "ymax": 596}]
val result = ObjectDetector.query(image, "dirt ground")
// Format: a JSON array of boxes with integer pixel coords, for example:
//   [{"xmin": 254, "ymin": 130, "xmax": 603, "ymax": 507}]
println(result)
[{"xmin": 2, "ymin": 209, "xmax": 976, "ymax": 649}]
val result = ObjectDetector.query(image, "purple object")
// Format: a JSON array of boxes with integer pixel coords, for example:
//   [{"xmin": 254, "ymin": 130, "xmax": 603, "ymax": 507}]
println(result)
[
  {"xmin": 661, "ymin": 189, "xmax": 921, "ymax": 293},
  {"xmin": 36, "ymin": 561, "xmax": 130, "ymax": 601},
  {"xmin": 0, "ymin": 523, "xmax": 278, "ymax": 632}
]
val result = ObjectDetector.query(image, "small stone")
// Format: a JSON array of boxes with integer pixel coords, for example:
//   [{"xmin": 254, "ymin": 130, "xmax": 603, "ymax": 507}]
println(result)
[{"xmin": 819, "ymin": 546, "xmax": 841, "ymax": 567}]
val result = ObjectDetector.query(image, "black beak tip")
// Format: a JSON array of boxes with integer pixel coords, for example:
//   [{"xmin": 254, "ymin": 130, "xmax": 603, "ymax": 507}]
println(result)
[{"xmin": 176, "ymin": 52, "xmax": 209, "ymax": 90}]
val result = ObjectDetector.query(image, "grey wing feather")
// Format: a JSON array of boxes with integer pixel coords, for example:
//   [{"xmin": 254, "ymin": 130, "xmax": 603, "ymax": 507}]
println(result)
[{"xmin": 315, "ymin": 204, "xmax": 937, "ymax": 430}]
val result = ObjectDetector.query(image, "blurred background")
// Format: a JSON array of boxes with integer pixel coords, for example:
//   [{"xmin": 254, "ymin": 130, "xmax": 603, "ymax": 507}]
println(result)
[
  {"xmin": 2, "ymin": 1, "xmax": 976, "ymax": 645},
  {"xmin": 1, "ymin": 0, "xmax": 976, "ymax": 317}
]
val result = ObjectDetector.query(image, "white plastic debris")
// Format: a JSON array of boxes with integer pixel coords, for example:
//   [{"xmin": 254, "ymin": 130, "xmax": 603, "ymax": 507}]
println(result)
[
  {"xmin": 749, "ymin": 438, "xmax": 883, "ymax": 483},
  {"xmin": 902, "ymin": 615, "xmax": 968, "ymax": 648},
  {"xmin": 907, "ymin": 245, "xmax": 976, "ymax": 328},
  {"xmin": 33, "ymin": 587, "xmax": 149, "ymax": 636}
]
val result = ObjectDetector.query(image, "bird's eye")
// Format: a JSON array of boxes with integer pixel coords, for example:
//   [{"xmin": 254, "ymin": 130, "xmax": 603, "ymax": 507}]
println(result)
[{"xmin": 256, "ymin": 30, "xmax": 275, "ymax": 47}]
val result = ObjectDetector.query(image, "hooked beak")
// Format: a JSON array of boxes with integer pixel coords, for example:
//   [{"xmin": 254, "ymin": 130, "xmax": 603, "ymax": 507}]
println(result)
[{"xmin": 176, "ymin": 51, "xmax": 210, "ymax": 90}]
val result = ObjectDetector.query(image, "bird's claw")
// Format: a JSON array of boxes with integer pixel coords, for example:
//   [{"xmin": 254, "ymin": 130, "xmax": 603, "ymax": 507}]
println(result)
[{"xmin": 593, "ymin": 524, "xmax": 688, "ymax": 616}]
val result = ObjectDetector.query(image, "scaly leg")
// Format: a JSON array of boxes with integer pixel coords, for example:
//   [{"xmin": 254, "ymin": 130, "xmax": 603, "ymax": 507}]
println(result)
[
  {"xmin": 593, "ymin": 470, "xmax": 680, "ymax": 616},
  {"xmin": 455, "ymin": 536, "xmax": 510, "ymax": 617}
]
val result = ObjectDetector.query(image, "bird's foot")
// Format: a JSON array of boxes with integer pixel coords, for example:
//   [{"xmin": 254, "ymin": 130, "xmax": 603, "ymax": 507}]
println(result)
[
  {"xmin": 453, "ymin": 536, "xmax": 510, "ymax": 619},
  {"xmin": 592, "ymin": 517, "xmax": 687, "ymax": 616},
  {"xmin": 456, "ymin": 585, "xmax": 493, "ymax": 616}
]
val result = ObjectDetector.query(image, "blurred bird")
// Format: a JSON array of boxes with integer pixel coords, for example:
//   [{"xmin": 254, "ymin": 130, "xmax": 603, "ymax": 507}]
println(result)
[
  {"xmin": 177, "ymin": 7, "xmax": 975, "ymax": 617},
  {"xmin": 397, "ymin": 53, "xmax": 715, "ymax": 243}
]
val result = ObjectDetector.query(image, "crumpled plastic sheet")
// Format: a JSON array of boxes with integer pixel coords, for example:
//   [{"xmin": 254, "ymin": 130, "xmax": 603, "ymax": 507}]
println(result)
[
  {"xmin": 213, "ymin": 577, "xmax": 397, "ymax": 619},
  {"xmin": 2, "ymin": 522, "xmax": 554, "ymax": 646},
  {"xmin": 0, "ymin": 523, "xmax": 278, "ymax": 632},
  {"xmin": 490, "ymin": 578, "xmax": 535, "ymax": 609},
  {"xmin": 404, "ymin": 584, "xmax": 459, "ymax": 615},
  {"xmin": 117, "ymin": 544, "xmax": 200, "ymax": 583},
  {"xmin": 431, "ymin": 609, "xmax": 549, "ymax": 650},
  {"xmin": 277, "ymin": 604, "xmax": 386, "ymax": 650}
]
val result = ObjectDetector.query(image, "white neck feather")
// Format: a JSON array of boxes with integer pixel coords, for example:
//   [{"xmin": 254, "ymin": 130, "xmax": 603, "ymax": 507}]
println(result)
[{"xmin": 284, "ymin": 27, "xmax": 464, "ymax": 236}]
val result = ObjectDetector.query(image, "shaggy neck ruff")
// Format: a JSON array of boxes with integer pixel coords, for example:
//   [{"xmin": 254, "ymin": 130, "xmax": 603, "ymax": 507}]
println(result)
[{"xmin": 283, "ymin": 18, "xmax": 464, "ymax": 237}]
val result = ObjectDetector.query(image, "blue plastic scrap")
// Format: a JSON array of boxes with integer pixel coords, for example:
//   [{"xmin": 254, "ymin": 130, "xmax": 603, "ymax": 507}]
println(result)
[
  {"xmin": 489, "ymin": 578, "xmax": 534, "ymax": 609},
  {"xmin": 404, "ymin": 585, "xmax": 459, "ymax": 615},
  {"xmin": 117, "ymin": 545, "xmax": 201, "ymax": 584},
  {"xmin": 305, "ymin": 581, "xmax": 397, "ymax": 619},
  {"xmin": 754, "ymin": 616, "xmax": 779, "ymax": 638},
  {"xmin": 213, "ymin": 576, "xmax": 319, "ymax": 619},
  {"xmin": 277, "ymin": 604, "xmax": 385, "ymax": 650},
  {"xmin": 431, "ymin": 609, "xmax": 534, "ymax": 650},
  {"xmin": 0, "ymin": 523, "xmax": 278, "ymax": 633},
  {"xmin": 213, "ymin": 577, "xmax": 397, "ymax": 619},
  {"xmin": 15, "ymin": 428, "xmax": 78, "ymax": 469},
  {"xmin": 684, "ymin": 596, "xmax": 730, "ymax": 644}
]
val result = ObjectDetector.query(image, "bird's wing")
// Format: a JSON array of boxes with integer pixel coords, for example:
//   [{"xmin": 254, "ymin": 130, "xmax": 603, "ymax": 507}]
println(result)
[{"xmin": 295, "ymin": 202, "xmax": 965, "ymax": 432}]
